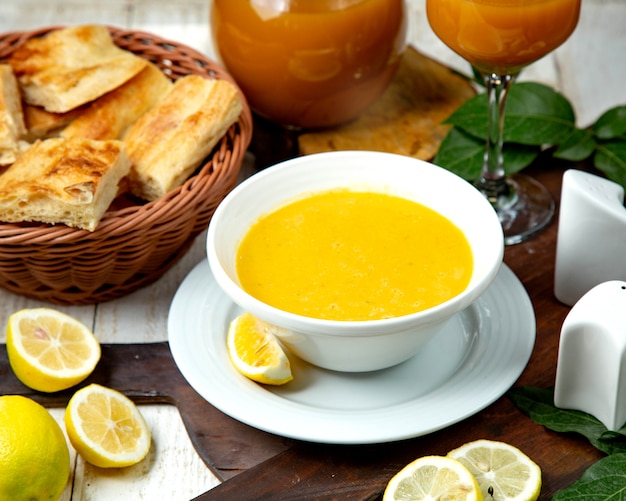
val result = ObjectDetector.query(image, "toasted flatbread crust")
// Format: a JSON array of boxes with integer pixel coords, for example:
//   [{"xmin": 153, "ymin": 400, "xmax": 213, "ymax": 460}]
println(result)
[
  {"xmin": 298, "ymin": 46, "xmax": 475, "ymax": 161},
  {"xmin": 0, "ymin": 137, "xmax": 130, "ymax": 231},
  {"xmin": 0, "ymin": 64, "xmax": 27, "ymax": 165},
  {"xmin": 61, "ymin": 62, "xmax": 172, "ymax": 140},
  {"xmin": 124, "ymin": 75, "xmax": 242, "ymax": 201},
  {"xmin": 9, "ymin": 25, "xmax": 148, "ymax": 113},
  {"xmin": 23, "ymin": 104, "xmax": 85, "ymax": 141}
]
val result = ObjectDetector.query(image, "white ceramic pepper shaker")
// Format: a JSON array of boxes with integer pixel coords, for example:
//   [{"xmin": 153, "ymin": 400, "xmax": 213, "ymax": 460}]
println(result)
[
  {"xmin": 555, "ymin": 280, "xmax": 626, "ymax": 431},
  {"xmin": 554, "ymin": 169, "xmax": 626, "ymax": 306}
]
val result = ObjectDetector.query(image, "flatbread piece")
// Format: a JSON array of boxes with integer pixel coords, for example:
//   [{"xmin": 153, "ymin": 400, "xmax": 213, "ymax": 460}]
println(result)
[
  {"xmin": 0, "ymin": 64, "xmax": 27, "ymax": 165},
  {"xmin": 61, "ymin": 62, "xmax": 172, "ymax": 141},
  {"xmin": 0, "ymin": 137, "xmax": 130, "ymax": 231},
  {"xmin": 124, "ymin": 75, "xmax": 242, "ymax": 201},
  {"xmin": 9, "ymin": 25, "xmax": 148, "ymax": 113}
]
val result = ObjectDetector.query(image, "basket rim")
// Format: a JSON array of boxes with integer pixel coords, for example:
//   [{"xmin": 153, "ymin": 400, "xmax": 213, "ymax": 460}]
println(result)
[{"xmin": 0, "ymin": 24, "xmax": 253, "ymax": 242}]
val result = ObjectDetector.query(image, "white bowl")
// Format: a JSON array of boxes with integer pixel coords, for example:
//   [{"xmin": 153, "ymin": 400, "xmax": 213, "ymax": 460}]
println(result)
[{"xmin": 207, "ymin": 151, "xmax": 504, "ymax": 372}]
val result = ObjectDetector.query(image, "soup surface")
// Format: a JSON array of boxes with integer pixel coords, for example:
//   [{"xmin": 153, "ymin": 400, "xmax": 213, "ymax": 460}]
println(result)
[{"xmin": 236, "ymin": 189, "xmax": 473, "ymax": 321}]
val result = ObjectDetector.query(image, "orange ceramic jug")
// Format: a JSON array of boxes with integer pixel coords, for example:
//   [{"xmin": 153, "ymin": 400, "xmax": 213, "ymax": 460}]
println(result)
[{"xmin": 211, "ymin": 0, "xmax": 406, "ymax": 128}]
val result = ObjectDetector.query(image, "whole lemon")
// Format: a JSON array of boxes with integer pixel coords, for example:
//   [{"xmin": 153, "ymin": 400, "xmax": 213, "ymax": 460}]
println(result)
[{"xmin": 0, "ymin": 395, "xmax": 70, "ymax": 501}]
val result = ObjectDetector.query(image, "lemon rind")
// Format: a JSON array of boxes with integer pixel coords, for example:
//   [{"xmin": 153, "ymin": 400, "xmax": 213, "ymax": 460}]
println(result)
[
  {"xmin": 65, "ymin": 384, "xmax": 151, "ymax": 468},
  {"xmin": 447, "ymin": 440, "xmax": 542, "ymax": 501}
]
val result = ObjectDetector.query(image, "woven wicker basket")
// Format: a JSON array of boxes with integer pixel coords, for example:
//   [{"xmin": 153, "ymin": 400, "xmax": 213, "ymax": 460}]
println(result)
[{"xmin": 0, "ymin": 26, "xmax": 252, "ymax": 305}]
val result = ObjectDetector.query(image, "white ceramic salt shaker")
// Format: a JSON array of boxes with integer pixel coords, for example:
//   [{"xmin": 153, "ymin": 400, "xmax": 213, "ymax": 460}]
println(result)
[
  {"xmin": 554, "ymin": 280, "xmax": 626, "ymax": 431},
  {"xmin": 554, "ymin": 169, "xmax": 626, "ymax": 306}
]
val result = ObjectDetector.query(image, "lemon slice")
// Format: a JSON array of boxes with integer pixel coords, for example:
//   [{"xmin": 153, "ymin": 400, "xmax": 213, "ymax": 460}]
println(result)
[
  {"xmin": 65, "ymin": 383, "xmax": 151, "ymax": 468},
  {"xmin": 227, "ymin": 312, "xmax": 293, "ymax": 385},
  {"xmin": 447, "ymin": 440, "xmax": 542, "ymax": 501},
  {"xmin": 6, "ymin": 308, "xmax": 101, "ymax": 393},
  {"xmin": 383, "ymin": 455, "xmax": 483, "ymax": 501}
]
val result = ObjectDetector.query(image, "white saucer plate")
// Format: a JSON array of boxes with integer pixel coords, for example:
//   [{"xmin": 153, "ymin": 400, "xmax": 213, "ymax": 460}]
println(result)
[{"xmin": 168, "ymin": 260, "xmax": 535, "ymax": 444}]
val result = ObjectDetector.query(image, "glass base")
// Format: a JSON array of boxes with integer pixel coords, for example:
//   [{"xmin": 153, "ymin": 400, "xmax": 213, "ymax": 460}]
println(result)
[{"xmin": 477, "ymin": 173, "xmax": 555, "ymax": 246}]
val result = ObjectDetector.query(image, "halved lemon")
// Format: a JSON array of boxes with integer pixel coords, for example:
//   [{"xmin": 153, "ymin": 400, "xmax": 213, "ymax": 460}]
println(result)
[
  {"xmin": 447, "ymin": 440, "xmax": 542, "ymax": 501},
  {"xmin": 383, "ymin": 455, "xmax": 483, "ymax": 501},
  {"xmin": 65, "ymin": 383, "xmax": 152, "ymax": 468},
  {"xmin": 227, "ymin": 312, "xmax": 293, "ymax": 385},
  {"xmin": 6, "ymin": 308, "xmax": 101, "ymax": 393}
]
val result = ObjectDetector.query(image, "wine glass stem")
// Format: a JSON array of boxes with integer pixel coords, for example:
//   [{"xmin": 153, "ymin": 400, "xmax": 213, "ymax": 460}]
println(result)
[{"xmin": 476, "ymin": 73, "xmax": 515, "ymax": 206}]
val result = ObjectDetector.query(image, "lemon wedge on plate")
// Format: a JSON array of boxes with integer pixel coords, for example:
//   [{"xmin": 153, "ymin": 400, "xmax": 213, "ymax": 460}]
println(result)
[
  {"xmin": 447, "ymin": 439, "xmax": 542, "ymax": 501},
  {"xmin": 227, "ymin": 312, "xmax": 293, "ymax": 385},
  {"xmin": 383, "ymin": 455, "xmax": 483, "ymax": 501},
  {"xmin": 6, "ymin": 307, "xmax": 101, "ymax": 392},
  {"xmin": 65, "ymin": 383, "xmax": 152, "ymax": 468}
]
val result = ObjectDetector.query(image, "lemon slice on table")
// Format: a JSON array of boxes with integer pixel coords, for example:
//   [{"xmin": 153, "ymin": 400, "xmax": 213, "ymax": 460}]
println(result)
[
  {"xmin": 227, "ymin": 311, "xmax": 293, "ymax": 385},
  {"xmin": 447, "ymin": 440, "xmax": 542, "ymax": 501},
  {"xmin": 383, "ymin": 455, "xmax": 483, "ymax": 501},
  {"xmin": 65, "ymin": 383, "xmax": 152, "ymax": 468},
  {"xmin": 6, "ymin": 307, "xmax": 101, "ymax": 393}
]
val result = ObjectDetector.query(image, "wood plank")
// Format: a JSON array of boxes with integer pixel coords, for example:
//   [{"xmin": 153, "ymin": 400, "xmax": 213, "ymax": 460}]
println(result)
[
  {"xmin": 50, "ymin": 405, "xmax": 220, "ymax": 501},
  {"xmin": 0, "ymin": 343, "xmax": 290, "ymax": 482},
  {"xmin": 94, "ymin": 234, "xmax": 207, "ymax": 343}
]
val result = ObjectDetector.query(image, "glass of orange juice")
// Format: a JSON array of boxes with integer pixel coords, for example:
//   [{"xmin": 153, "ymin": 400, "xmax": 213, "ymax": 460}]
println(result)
[
  {"xmin": 211, "ymin": 0, "xmax": 407, "ymax": 129},
  {"xmin": 427, "ymin": 0, "xmax": 581, "ymax": 244}
]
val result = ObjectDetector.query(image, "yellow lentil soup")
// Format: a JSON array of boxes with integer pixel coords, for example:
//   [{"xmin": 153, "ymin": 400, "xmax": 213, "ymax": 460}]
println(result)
[{"xmin": 236, "ymin": 189, "xmax": 473, "ymax": 321}]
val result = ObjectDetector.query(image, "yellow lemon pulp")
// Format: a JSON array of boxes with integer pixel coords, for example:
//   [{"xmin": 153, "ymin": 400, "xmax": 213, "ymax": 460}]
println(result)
[
  {"xmin": 0, "ymin": 395, "xmax": 70, "ymax": 501},
  {"xmin": 65, "ymin": 383, "xmax": 152, "ymax": 468},
  {"xmin": 237, "ymin": 189, "xmax": 473, "ymax": 321},
  {"xmin": 6, "ymin": 307, "xmax": 101, "ymax": 392},
  {"xmin": 447, "ymin": 440, "xmax": 542, "ymax": 501},
  {"xmin": 227, "ymin": 312, "xmax": 293, "ymax": 385},
  {"xmin": 383, "ymin": 455, "xmax": 483, "ymax": 501}
]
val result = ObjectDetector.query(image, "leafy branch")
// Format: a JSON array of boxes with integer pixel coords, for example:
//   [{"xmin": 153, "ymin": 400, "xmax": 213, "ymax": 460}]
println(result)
[
  {"xmin": 434, "ymin": 82, "xmax": 626, "ymax": 188},
  {"xmin": 552, "ymin": 454, "xmax": 626, "ymax": 500},
  {"xmin": 508, "ymin": 387, "xmax": 626, "ymax": 455},
  {"xmin": 508, "ymin": 386, "xmax": 626, "ymax": 499}
]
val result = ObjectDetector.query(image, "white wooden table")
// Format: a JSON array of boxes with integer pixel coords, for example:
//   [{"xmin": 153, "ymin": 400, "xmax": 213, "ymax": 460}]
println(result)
[{"xmin": 0, "ymin": 1, "xmax": 624, "ymax": 499}]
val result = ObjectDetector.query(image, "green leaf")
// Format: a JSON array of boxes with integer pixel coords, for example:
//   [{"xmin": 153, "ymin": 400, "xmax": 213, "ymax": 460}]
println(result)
[
  {"xmin": 443, "ymin": 94, "xmax": 490, "ymax": 141},
  {"xmin": 552, "ymin": 454, "xmax": 626, "ymax": 500},
  {"xmin": 593, "ymin": 140, "xmax": 626, "ymax": 188},
  {"xmin": 508, "ymin": 387, "xmax": 626, "ymax": 455},
  {"xmin": 504, "ymin": 82, "xmax": 577, "ymax": 145},
  {"xmin": 593, "ymin": 106, "xmax": 626, "ymax": 140},
  {"xmin": 433, "ymin": 128, "xmax": 540, "ymax": 179},
  {"xmin": 501, "ymin": 143, "xmax": 541, "ymax": 174},
  {"xmin": 444, "ymin": 82, "xmax": 577, "ymax": 146},
  {"xmin": 434, "ymin": 79, "xmax": 626, "ymax": 194},
  {"xmin": 433, "ymin": 127, "xmax": 484, "ymax": 180},
  {"xmin": 554, "ymin": 128, "xmax": 597, "ymax": 161}
]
